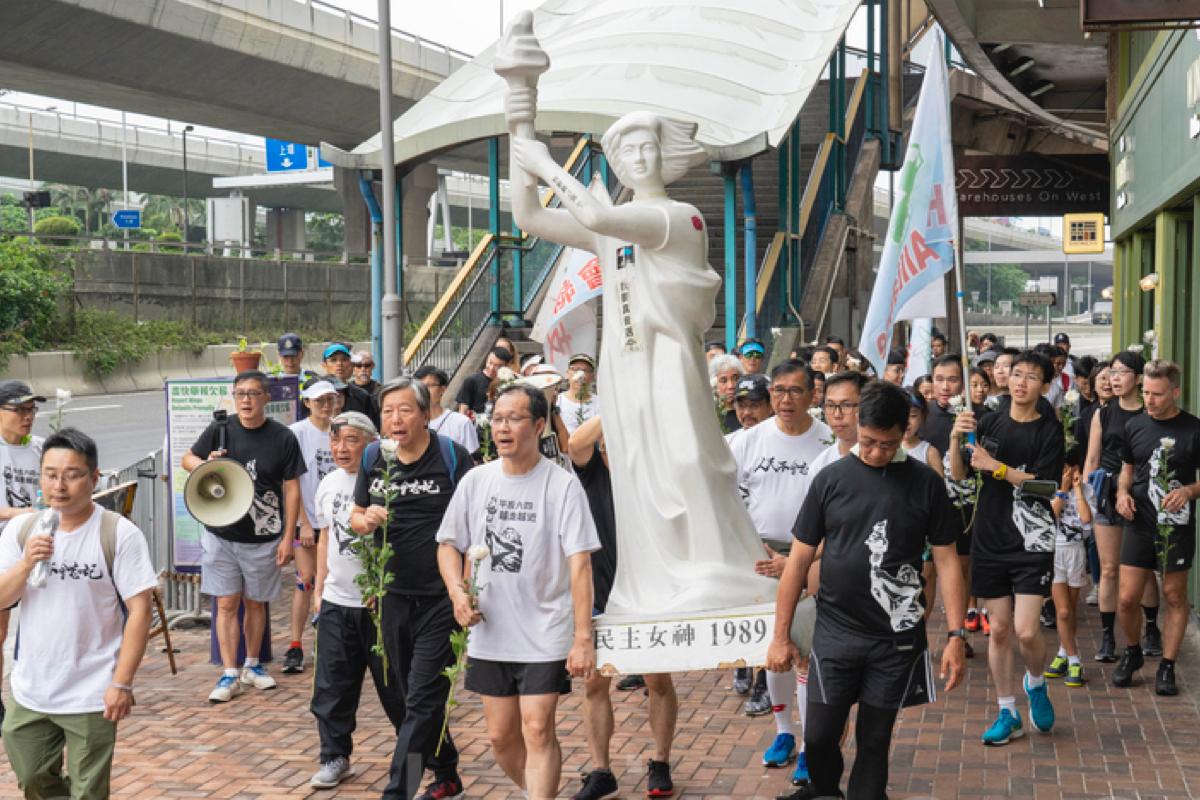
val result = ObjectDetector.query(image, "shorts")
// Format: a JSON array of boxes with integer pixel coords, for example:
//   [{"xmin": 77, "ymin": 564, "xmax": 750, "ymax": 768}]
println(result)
[
  {"xmin": 200, "ymin": 529, "xmax": 283, "ymax": 602},
  {"xmin": 971, "ymin": 554, "xmax": 1054, "ymax": 598},
  {"xmin": 1053, "ymin": 541, "xmax": 1088, "ymax": 588},
  {"xmin": 1092, "ymin": 472, "xmax": 1120, "ymax": 525},
  {"xmin": 956, "ymin": 528, "xmax": 972, "ymax": 556},
  {"xmin": 1120, "ymin": 524, "xmax": 1196, "ymax": 573},
  {"xmin": 464, "ymin": 657, "xmax": 572, "ymax": 697},
  {"xmin": 292, "ymin": 527, "xmax": 322, "ymax": 546},
  {"xmin": 807, "ymin": 616, "xmax": 934, "ymax": 710}
]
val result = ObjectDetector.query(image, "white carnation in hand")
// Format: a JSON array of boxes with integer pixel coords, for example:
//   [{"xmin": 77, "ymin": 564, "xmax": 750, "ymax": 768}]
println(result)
[
  {"xmin": 379, "ymin": 438, "xmax": 398, "ymax": 460},
  {"xmin": 1161, "ymin": 437, "xmax": 1176, "ymax": 451},
  {"xmin": 948, "ymin": 395, "xmax": 965, "ymax": 414},
  {"xmin": 55, "ymin": 388, "xmax": 71, "ymax": 406},
  {"xmin": 467, "ymin": 544, "xmax": 490, "ymax": 562},
  {"xmin": 1064, "ymin": 389, "xmax": 1080, "ymax": 406},
  {"xmin": 1143, "ymin": 329, "xmax": 1157, "ymax": 344}
]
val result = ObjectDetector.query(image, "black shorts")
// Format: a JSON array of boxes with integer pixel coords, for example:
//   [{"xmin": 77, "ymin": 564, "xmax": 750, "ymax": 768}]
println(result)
[
  {"xmin": 807, "ymin": 617, "xmax": 934, "ymax": 710},
  {"xmin": 956, "ymin": 528, "xmax": 972, "ymax": 556},
  {"xmin": 1120, "ymin": 525, "xmax": 1196, "ymax": 573},
  {"xmin": 464, "ymin": 657, "xmax": 571, "ymax": 697},
  {"xmin": 971, "ymin": 554, "xmax": 1054, "ymax": 598}
]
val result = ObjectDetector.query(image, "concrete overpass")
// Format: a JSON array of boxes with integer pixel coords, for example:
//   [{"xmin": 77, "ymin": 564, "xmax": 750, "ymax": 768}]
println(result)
[{"xmin": 0, "ymin": 0, "xmax": 469, "ymax": 148}]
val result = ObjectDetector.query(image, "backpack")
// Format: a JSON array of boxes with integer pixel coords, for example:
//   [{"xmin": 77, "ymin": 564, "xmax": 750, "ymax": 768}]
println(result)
[{"xmin": 361, "ymin": 434, "xmax": 461, "ymax": 489}]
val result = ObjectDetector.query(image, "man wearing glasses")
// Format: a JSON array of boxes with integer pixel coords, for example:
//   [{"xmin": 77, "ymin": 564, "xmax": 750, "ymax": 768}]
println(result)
[
  {"xmin": 350, "ymin": 350, "xmax": 382, "ymax": 402},
  {"xmin": 182, "ymin": 370, "xmax": 306, "ymax": 703},
  {"xmin": 0, "ymin": 380, "xmax": 46, "ymax": 725}
]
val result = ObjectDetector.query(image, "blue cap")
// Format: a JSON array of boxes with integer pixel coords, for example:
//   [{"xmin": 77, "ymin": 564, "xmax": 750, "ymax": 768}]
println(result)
[
  {"xmin": 277, "ymin": 332, "xmax": 302, "ymax": 356},
  {"xmin": 740, "ymin": 340, "xmax": 766, "ymax": 357},
  {"xmin": 322, "ymin": 343, "xmax": 352, "ymax": 360}
]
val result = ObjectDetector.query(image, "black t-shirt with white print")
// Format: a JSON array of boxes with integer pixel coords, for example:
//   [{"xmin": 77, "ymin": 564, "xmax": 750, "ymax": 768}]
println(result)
[
  {"xmin": 972, "ymin": 409, "xmax": 1064, "ymax": 560},
  {"xmin": 794, "ymin": 453, "xmax": 955, "ymax": 639},
  {"xmin": 1118, "ymin": 410, "xmax": 1200, "ymax": 541},
  {"xmin": 353, "ymin": 434, "xmax": 473, "ymax": 596},
  {"xmin": 190, "ymin": 417, "xmax": 306, "ymax": 543}
]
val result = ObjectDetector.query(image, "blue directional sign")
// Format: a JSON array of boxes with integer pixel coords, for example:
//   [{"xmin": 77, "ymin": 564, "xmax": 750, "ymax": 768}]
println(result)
[
  {"xmin": 317, "ymin": 151, "xmax": 332, "ymax": 169},
  {"xmin": 265, "ymin": 138, "xmax": 308, "ymax": 172},
  {"xmin": 112, "ymin": 209, "xmax": 142, "ymax": 230}
]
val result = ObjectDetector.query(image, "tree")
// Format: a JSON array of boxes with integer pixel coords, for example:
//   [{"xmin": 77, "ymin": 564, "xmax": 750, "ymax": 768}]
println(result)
[
  {"xmin": 306, "ymin": 212, "xmax": 344, "ymax": 253},
  {"xmin": 965, "ymin": 262, "xmax": 1028, "ymax": 309}
]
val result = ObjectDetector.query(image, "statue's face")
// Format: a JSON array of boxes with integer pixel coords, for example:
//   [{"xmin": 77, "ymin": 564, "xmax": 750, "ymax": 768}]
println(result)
[{"xmin": 617, "ymin": 128, "xmax": 662, "ymax": 188}]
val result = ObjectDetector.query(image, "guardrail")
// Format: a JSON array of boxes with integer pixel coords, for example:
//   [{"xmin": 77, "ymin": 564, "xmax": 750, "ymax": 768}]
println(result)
[
  {"xmin": 258, "ymin": 0, "xmax": 473, "ymax": 61},
  {"xmin": 11, "ymin": 232, "xmax": 366, "ymax": 263}
]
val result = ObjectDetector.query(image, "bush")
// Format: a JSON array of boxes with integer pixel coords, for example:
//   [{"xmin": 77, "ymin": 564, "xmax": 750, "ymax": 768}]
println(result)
[
  {"xmin": 65, "ymin": 309, "xmax": 221, "ymax": 377},
  {"xmin": 0, "ymin": 240, "xmax": 72, "ymax": 366},
  {"xmin": 157, "ymin": 231, "xmax": 184, "ymax": 253},
  {"xmin": 33, "ymin": 215, "xmax": 82, "ymax": 239}
]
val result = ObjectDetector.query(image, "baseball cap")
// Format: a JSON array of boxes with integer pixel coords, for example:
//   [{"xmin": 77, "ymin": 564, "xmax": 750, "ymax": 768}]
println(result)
[
  {"xmin": 277, "ymin": 332, "xmax": 303, "ymax": 357},
  {"xmin": 567, "ymin": 353, "xmax": 596, "ymax": 369},
  {"xmin": 734, "ymin": 374, "xmax": 770, "ymax": 402},
  {"xmin": 322, "ymin": 343, "xmax": 352, "ymax": 360},
  {"xmin": 331, "ymin": 411, "xmax": 378, "ymax": 437},
  {"xmin": 739, "ymin": 339, "xmax": 766, "ymax": 357},
  {"xmin": 1054, "ymin": 332, "xmax": 1071, "ymax": 345},
  {"xmin": 0, "ymin": 380, "xmax": 46, "ymax": 406},
  {"xmin": 350, "ymin": 350, "xmax": 374, "ymax": 367},
  {"xmin": 301, "ymin": 380, "xmax": 338, "ymax": 400},
  {"xmin": 973, "ymin": 350, "xmax": 998, "ymax": 367}
]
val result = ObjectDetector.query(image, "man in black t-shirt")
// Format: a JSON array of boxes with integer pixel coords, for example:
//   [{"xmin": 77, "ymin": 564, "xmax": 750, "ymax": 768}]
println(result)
[
  {"xmin": 182, "ymin": 370, "xmax": 306, "ymax": 703},
  {"xmin": 767, "ymin": 382, "xmax": 965, "ymax": 800},
  {"xmin": 1112, "ymin": 360, "xmax": 1200, "ymax": 695},
  {"xmin": 350, "ymin": 377, "xmax": 472, "ymax": 800},
  {"xmin": 456, "ymin": 346, "xmax": 513, "ymax": 415},
  {"xmin": 950, "ymin": 350, "xmax": 1064, "ymax": 747}
]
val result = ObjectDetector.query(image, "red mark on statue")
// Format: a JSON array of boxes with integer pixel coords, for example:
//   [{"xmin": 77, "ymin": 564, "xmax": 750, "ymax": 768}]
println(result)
[
  {"xmin": 552, "ymin": 281, "xmax": 577, "ymax": 315},
  {"xmin": 691, "ymin": 216, "xmax": 704, "ymax": 231},
  {"xmin": 577, "ymin": 257, "xmax": 602, "ymax": 291}
]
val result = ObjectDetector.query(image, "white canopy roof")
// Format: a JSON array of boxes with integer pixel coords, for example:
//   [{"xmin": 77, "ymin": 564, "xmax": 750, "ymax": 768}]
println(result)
[{"xmin": 322, "ymin": 0, "xmax": 861, "ymax": 169}]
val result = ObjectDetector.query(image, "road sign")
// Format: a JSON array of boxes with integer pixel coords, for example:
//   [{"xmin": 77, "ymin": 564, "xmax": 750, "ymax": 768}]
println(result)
[
  {"xmin": 955, "ymin": 155, "xmax": 1109, "ymax": 216},
  {"xmin": 1019, "ymin": 292, "xmax": 1056, "ymax": 307},
  {"xmin": 1064, "ymin": 212, "xmax": 1106, "ymax": 254},
  {"xmin": 112, "ymin": 209, "xmax": 142, "ymax": 230},
  {"xmin": 265, "ymin": 138, "xmax": 308, "ymax": 172}
]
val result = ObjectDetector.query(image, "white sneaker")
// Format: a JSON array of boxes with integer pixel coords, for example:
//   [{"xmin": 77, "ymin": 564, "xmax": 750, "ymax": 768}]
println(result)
[
  {"xmin": 208, "ymin": 674, "xmax": 243, "ymax": 703},
  {"xmin": 310, "ymin": 756, "xmax": 352, "ymax": 788},
  {"xmin": 239, "ymin": 663, "xmax": 277, "ymax": 690},
  {"xmin": 1086, "ymin": 587, "xmax": 1099, "ymax": 606}
]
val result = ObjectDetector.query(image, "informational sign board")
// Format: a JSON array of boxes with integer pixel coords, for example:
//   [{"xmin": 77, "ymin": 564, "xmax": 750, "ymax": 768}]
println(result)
[
  {"xmin": 956, "ymin": 155, "xmax": 1109, "ymax": 216},
  {"xmin": 1019, "ymin": 291, "xmax": 1057, "ymax": 307},
  {"xmin": 165, "ymin": 376, "xmax": 299, "ymax": 568},
  {"xmin": 112, "ymin": 209, "xmax": 142, "ymax": 230},
  {"xmin": 265, "ymin": 138, "xmax": 309, "ymax": 172},
  {"xmin": 1063, "ymin": 212, "xmax": 1107, "ymax": 254},
  {"xmin": 594, "ymin": 604, "xmax": 776, "ymax": 674}
]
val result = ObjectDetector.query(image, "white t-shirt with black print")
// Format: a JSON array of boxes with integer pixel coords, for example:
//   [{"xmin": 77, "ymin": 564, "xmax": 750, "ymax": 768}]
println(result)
[
  {"xmin": 429, "ymin": 409, "xmax": 480, "ymax": 454},
  {"xmin": 314, "ymin": 468, "xmax": 365, "ymax": 608},
  {"xmin": 436, "ymin": 457, "xmax": 600, "ymax": 662},
  {"xmin": 0, "ymin": 435, "xmax": 42, "ymax": 533},
  {"xmin": 730, "ymin": 418, "xmax": 832, "ymax": 547},
  {"xmin": 0, "ymin": 504, "xmax": 157, "ymax": 713},
  {"xmin": 290, "ymin": 418, "xmax": 336, "ymax": 528}
]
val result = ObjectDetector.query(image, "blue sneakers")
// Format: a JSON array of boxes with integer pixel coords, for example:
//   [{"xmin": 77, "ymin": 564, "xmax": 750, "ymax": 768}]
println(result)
[
  {"xmin": 763, "ymin": 732, "xmax": 796, "ymax": 767},
  {"xmin": 981, "ymin": 708, "xmax": 1024, "ymax": 746},
  {"xmin": 791, "ymin": 751, "xmax": 810, "ymax": 785},
  {"xmin": 1024, "ymin": 675, "xmax": 1055, "ymax": 732}
]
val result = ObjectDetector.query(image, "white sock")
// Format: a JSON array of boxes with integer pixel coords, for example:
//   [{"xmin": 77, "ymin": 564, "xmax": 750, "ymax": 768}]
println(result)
[
  {"xmin": 1068, "ymin": 655, "xmax": 1081, "ymax": 666},
  {"xmin": 765, "ymin": 670, "xmax": 795, "ymax": 736},
  {"xmin": 968, "ymin": 607, "xmax": 978, "ymax": 615},
  {"xmin": 244, "ymin": 657, "xmax": 260, "ymax": 668},
  {"xmin": 223, "ymin": 668, "xmax": 238, "ymax": 678},
  {"xmin": 1057, "ymin": 647, "xmax": 1067, "ymax": 659},
  {"xmin": 795, "ymin": 672, "xmax": 808, "ymax": 752},
  {"xmin": 998, "ymin": 696, "xmax": 1018, "ymax": 714},
  {"xmin": 1026, "ymin": 671, "xmax": 1045, "ymax": 689}
]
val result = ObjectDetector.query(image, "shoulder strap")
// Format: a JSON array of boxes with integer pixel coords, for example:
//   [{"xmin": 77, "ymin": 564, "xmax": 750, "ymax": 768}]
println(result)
[
  {"xmin": 361, "ymin": 441, "xmax": 380, "ymax": 474},
  {"xmin": 100, "ymin": 510, "xmax": 120, "ymax": 577},
  {"xmin": 13, "ymin": 512, "xmax": 39, "ymax": 550},
  {"xmin": 436, "ymin": 434, "xmax": 458, "ymax": 489}
]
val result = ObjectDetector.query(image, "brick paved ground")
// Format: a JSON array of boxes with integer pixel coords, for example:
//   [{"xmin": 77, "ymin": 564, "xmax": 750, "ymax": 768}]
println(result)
[{"xmin": 4, "ymin": 593, "xmax": 1200, "ymax": 799}]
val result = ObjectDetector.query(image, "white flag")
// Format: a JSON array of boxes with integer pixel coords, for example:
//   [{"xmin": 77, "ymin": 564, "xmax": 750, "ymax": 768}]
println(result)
[
  {"xmin": 904, "ymin": 317, "xmax": 934, "ymax": 386},
  {"xmin": 858, "ymin": 32, "xmax": 958, "ymax": 376}
]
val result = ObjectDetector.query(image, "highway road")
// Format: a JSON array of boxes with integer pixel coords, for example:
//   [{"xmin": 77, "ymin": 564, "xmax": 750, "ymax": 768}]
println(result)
[{"xmin": 31, "ymin": 389, "xmax": 166, "ymax": 472}]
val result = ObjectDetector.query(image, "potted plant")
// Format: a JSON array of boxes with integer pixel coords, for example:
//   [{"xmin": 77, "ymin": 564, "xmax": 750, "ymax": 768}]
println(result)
[{"xmin": 230, "ymin": 337, "xmax": 263, "ymax": 372}]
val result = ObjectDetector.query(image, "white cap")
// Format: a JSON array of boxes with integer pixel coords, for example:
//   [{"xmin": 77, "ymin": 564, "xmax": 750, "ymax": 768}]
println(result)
[{"xmin": 301, "ymin": 380, "xmax": 338, "ymax": 400}]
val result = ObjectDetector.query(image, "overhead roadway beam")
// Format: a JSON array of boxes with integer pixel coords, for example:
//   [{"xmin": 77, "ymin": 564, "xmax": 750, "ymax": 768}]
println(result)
[{"xmin": 976, "ymin": 7, "xmax": 1093, "ymax": 46}]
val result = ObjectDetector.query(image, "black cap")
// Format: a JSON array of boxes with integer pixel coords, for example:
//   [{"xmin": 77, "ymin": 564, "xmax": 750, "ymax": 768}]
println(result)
[
  {"xmin": 734, "ymin": 374, "xmax": 770, "ymax": 402},
  {"xmin": 1054, "ymin": 332, "xmax": 1070, "ymax": 344},
  {"xmin": 0, "ymin": 380, "xmax": 46, "ymax": 405},
  {"xmin": 277, "ymin": 332, "xmax": 303, "ymax": 356}
]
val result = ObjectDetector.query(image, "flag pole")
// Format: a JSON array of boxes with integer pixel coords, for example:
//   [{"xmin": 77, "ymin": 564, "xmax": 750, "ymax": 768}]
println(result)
[{"xmin": 954, "ymin": 213, "xmax": 976, "ymax": 444}]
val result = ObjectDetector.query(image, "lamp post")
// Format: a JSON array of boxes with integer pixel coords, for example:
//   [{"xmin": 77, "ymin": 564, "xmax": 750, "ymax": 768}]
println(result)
[{"xmin": 181, "ymin": 124, "xmax": 194, "ymax": 243}]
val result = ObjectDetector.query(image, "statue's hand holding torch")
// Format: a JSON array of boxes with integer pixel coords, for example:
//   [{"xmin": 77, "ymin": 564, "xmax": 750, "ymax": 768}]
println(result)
[{"xmin": 495, "ymin": 10, "xmax": 549, "ymax": 187}]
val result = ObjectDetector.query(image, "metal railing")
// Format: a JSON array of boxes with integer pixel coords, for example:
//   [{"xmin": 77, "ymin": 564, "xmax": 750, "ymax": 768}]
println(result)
[
  {"xmin": 18, "ymin": 232, "xmax": 367, "ymax": 262},
  {"xmin": 99, "ymin": 450, "xmax": 170, "ymax": 575}
]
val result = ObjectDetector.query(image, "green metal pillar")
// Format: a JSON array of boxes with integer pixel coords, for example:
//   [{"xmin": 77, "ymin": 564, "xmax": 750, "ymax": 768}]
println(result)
[
  {"xmin": 488, "ymin": 137, "xmax": 501, "ymax": 316},
  {"xmin": 879, "ymin": 0, "xmax": 892, "ymax": 167},
  {"xmin": 724, "ymin": 171, "xmax": 737, "ymax": 350},
  {"xmin": 790, "ymin": 119, "xmax": 801, "ymax": 314},
  {"xmin": 836, "ymin": 36, "xmax": 847, "ymax": 210},
  {"xmin": 866, "ymin": 0, "xmax": 876, "ymax": 136}
]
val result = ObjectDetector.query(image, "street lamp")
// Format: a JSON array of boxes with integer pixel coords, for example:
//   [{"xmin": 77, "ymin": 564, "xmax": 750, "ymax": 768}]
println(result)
[{"xmin": 181, "ymin": 124, "xmax": 194, "ymax": 242}]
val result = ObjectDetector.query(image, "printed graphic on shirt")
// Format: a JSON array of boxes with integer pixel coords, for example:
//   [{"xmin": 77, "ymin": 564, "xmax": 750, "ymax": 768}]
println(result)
[
  {"xmin": 1010, "ymin": 466, "xmax": 1057, "ymax": 552},
  {"xmin": 49, "ymin": 561, "xmax": 105, "ymax": 581},
  {"xmin": 245, "ymin": 459, "xmax": 258, "ymax": 481},
  {"xmin": 484, "ymin": 495, "xmax": 535, "ymax": 573},
  {"xmin": 751, "ymin": 457, "xmax": 812, "ymax": 477},
  {"xmin": 942, "ymin": 450, "xmax": 977, "ymax": 508},
  {"xmin": 315, "ymin": 449, "xmax": 336, "ymax": 481},
  {"xmin": 865, "ymin": 520, "xmax": 923, "ymax": 632},
  {"xmin": 1150, "ymin": 444, "xmax": 1191, "ymax": 526},
  {"xmin": 3, "ymin": 464, "xmax": 36, "ymax": 508},
  {"xmin": 368, "ymin": 475, "xmax": 443, "ymax": 498},
  {"xmin": 329, "ymin": 490, "xmax": 356, "ymax": 555},
  {"xmin": 250, "ymin": 490, "xmax": 282, "ymax": 537},
  {"xmin": 1060, "ymin": 500, "xmax": 1086, "ymax": 543}
]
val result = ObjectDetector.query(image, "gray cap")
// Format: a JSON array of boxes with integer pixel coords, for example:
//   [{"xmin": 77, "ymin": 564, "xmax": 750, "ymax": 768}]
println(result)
[
  {"xmin": 331, "ymin": 411, "xmax": 378, "ymax": 437},
  {"xmin": 0, "ymin": 380, "xmax": 46, "ymax": 405}
]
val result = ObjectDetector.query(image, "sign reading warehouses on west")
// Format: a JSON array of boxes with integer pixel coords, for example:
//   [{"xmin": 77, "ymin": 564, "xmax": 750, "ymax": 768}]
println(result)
[{"xmin": 955, "ymin": 155, "xmax": 1109, "ymax": 217}]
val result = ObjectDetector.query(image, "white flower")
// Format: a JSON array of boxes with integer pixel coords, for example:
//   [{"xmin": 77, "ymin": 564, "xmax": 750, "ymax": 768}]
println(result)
[
  {"xmin": 1064, "ymin": 389, "xmax": 1080, "ymax": 406},
  {"xmin": 985, "ymin": 395, "xmax": 1001, "ymax": 410},
  {"xmin": 379, "ymin": 439, "xmax": 398, "ymax": 460},
  {"xmin": 1143, "ymin": 329, "xmax": 1157, "ymax": 344},
  {"xmin": 1128, "ymin": 344, "xmax": 1144, "ymax": 353},
  {"xmin": 845, "ymin": 356, "xmax": 862, "ymax": 371},
  {"xmin": 497, "ymin": 367, "xmax": 518, "ymax": 385},
  {"xmin": 1161, "ymin": 437, "xmax": 1176, "ymax": 451},
  {"xmin": 948, "ymin": 395, "xmax": 965, "ymax": 414},
  {"xmin": 571, "ymin": 370, "xmax": 586, "ymax": 382},
  {"xmin": 467, "ymin": 544, "xmax": 490, "ymax": 563},
  {"xmin": 807, "ymin": 406, "xmax": 823, "ymax": 420},
  {"xmin": 476, "ymin": 412, "xmax": 491, "ymax": 428},
  {"xmin": 55, "ymin": 388, "xmax": 71, "ymax": 407}
]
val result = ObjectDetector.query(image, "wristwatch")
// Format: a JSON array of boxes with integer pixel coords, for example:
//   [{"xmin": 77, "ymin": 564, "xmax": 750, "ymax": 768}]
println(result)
[{"xmin": 946, "ymin": 628, "xmax": 968, "ymax": 641}]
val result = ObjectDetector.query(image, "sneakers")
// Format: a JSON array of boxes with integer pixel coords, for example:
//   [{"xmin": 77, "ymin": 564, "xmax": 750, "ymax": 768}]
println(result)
[
  {"xmin": 240, "ymin": 663, "xmax": 277, "ymax": 690},
  {"xmin": 763, "ymin": 732, "xmax": 796, "ymax": 767},
  {"xmin": 791, "ymin": 751, "xmax": 810, "ymax": 786},
  {"xmin": 743, "ymin": 677, "xmax": 771, "ymax": 717},
  {"xmin": 310, "ymin": 756, "xmax": 351, "ymax": 789},
  {"xmin": 1085, "ymin": 586, "xmax": 1099, "ymax": 606},
  {"xmin": 208, "ymin": 674, "xmax": 243, "ymax": 703},
  {"xmin": 733, "ymin": 667, "xmax": 753, "ymax": 695},
  {"xmin": 1023, "ymin": 675, "xmax": 1055, "ymax": 733},
  {"xmin": 979, "ymin": 612, "xmax": 992, "ymax": 636},
  {"xmin": 1044, "ymin": 655, "xmax": 1068, "ymax": 679},
  {"xmin": 283, "ymin": 646, "xmax": 305, "ymax": 674},
  {"xmin": 963, "ymin": 639, "xmax": 975, "ymax": 660},
  {"xmin": 617, "ymin": 674, "xmax": 646, "ymax": 691},
  {"xmin": 1142, "ymin": 622, "xmax": 1164, "ymax": 657},
  {"xmin": 775, "ymin": 785, "xmax": 838, "ymax": 800},
  {"xmin": 1095, "ymin": 628, "xmax": 1117, "ymax": 663},
  {"xmin": 570, "ymin": 769, "xmax": 618, "ymax": 800},
  {"xmin": 981, "ymin": 708, "xmax": 1024, "ymax": 746},
  {"xmin": 1065, "ymin": 663, "xmax": 1086, "ymax": 688},
  {"xmin": 1156, "ymin": 661, "xmax": 1179, "ymax": 697},
  {"xmin": 965, "ymin": 610, "xmax": 981, "ymax": 632},
  {"xmin": 414, "ymin": 775, "xmax": 464, "ymax": 800},
  {"xmin": 646, "ymin": 759, "xmax": 674, "ymax": 798},
  {"xmin": 1111, "ymin": 645, "xmax": 1144, "ymax": 687}
]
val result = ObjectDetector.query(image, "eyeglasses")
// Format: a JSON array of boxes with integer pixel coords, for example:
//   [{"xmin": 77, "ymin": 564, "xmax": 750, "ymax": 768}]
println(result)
[
  {"xmin": 0, "ymin": 405, "xmax": 37, "ymax": 416},
  {"xmin": 742, "ymin": 352, "xmax": 764, "ymax": 360},
  {"xmin": 354, "ymin": 363, "xmax": 375, "ymax": 370},
  {"xmin": 491, "ymin": 414, "xmax": 533, "ymax": 427},
  {"xmin": 308, "ymin": 395, "xmax": 339, "ymax": 405},
  {"xmin": 41, "ymin": 469, "xmax": 91, "ymax": 484},
  {"xmin": 233, "ymin": 390, "xmax": 265, "ymax": 400},
  {"xmin": 1109, "ymin": 368, "xmax": 1137, "ymax": 377},
  {"xmin": 770, "ymin": 386, "xmax": 808, "ymax": 399},
  {"xmin": 823, "ymin": 401, "xmax": 860, "ymax": 416}
]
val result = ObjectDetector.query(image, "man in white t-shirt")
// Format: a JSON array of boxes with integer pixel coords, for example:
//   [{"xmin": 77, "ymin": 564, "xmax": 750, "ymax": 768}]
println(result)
[
  {"xmin": 415, "ymin": 365, "xmax": 481, "ymax": 456},
  {"xmin": 556, "ymin": 353, "xmax": 599, "ymax": 435},
  {"xmin": 0, "ymin": 428, "xmax": 157, "ymax": 799},
  {"xmin": 307, "ymin": 411, "xmax": 406, "ymax": 790},
  {"xmin": 730, "ymin": 360, "xmax": 830, "ymax": 785},
  {"xmin": 0, "ymin": 379, "xmax": 46, "ymax": 722},
  {"xmin": 437, "ymin": 384, "xmax": 600, "ymax": 800}
]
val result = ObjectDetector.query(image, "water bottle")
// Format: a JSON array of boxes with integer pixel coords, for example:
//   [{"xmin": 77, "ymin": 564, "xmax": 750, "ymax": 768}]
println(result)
[{"xmin": 26, "ymin": 492, "xmax": 59, "ymax": 589}]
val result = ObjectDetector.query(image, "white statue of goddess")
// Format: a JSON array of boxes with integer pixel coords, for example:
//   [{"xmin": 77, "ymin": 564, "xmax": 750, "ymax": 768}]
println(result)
[{"xmin": 499, "ymin": 13, "xmax": 775, "ymax": 616}]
